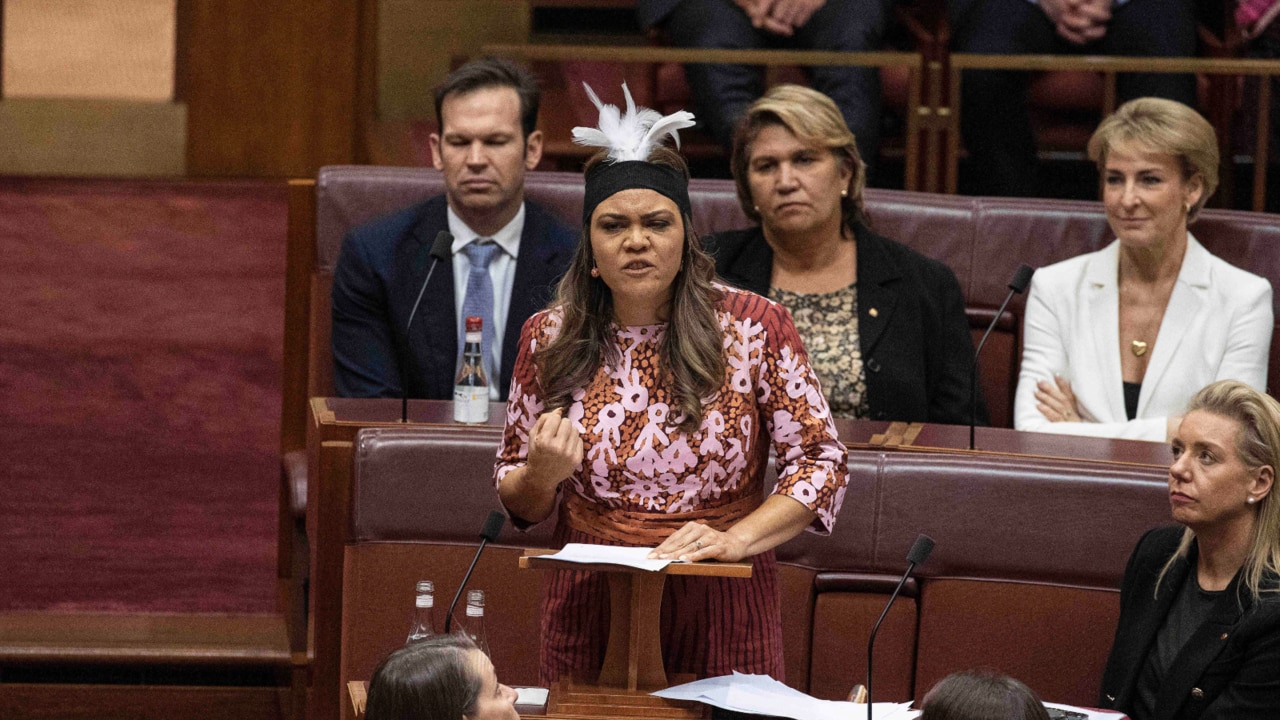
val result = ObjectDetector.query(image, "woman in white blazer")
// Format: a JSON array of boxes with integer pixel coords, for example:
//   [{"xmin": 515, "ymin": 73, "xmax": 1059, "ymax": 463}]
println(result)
[{"xmin": 1015, "ymin": 98, "xmax": 1273, "ymax": 441}]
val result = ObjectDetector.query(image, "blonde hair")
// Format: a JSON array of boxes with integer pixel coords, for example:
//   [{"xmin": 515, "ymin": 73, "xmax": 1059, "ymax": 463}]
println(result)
[
  {"xmin": 1159, "ymin": 380, "xmax": 1280, "ymax": 603},
  {"xmin": 1087, "ymin": 97, "xmax": 1218, "ymax": 222},
  {"xmin": 729, "ymin": 84, "xmax": 868, "ymax": 229}
]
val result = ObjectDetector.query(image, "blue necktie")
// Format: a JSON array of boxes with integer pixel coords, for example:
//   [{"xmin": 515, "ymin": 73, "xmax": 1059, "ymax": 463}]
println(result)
[{"xmin": 460, "ymin": 241, "xmax": 499, "ymax": 383}]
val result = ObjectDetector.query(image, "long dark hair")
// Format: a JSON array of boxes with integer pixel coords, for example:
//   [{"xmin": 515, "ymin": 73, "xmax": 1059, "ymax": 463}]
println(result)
[
  {"xmin": 536, "ymin": 145, "xmax": 724, "ymax": 433},
  {"xmin": 365, "ymin": 634, "xmax": 481, "ymax": 720}
]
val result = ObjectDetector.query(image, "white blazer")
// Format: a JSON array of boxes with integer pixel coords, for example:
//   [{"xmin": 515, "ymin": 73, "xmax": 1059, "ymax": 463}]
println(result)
[{"xmin": 1014, "ymin": 235, "xmax": 1273, "ymax": 441}]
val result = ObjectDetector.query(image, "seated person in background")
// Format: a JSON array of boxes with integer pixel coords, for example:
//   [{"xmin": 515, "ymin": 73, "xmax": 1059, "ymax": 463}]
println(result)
[
  {"xmin": 1015, "ymin": 98, "xmax": 1273, "ymax": 441},
  {"xmin": 948, "ymin": 0, "xmax": 1197, "ymax": 197},
  {"xmin": 705, "ymin": 84, "xmax": 982, "ymax": 424},
  {"xmin": 636, "ymin": 0, "xmax": 888, "ymax": 180},
  {"xmin": 1100, "ymin": 380, "xmax": 1280, "ymax": 719},
  {"xmin": 920, "ymin": 670, "xmax": 1051, "ymax": 720},
  {"xmin": 332, "ymin": 57, "xmax": 577, "ymax": 401},
  {"xmin": 365, "ymin": 634, "xmax": 518, "ymax": 720}
]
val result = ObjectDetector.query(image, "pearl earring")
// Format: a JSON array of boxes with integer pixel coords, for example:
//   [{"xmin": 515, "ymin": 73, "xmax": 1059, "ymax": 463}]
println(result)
[
  {"xmin": 841, "ymin": 189, "xmax": 848, "ymax": 198},
  {"xmin": 1248, "ymin": 497, "xmax": 1257, "ymax": 505}
]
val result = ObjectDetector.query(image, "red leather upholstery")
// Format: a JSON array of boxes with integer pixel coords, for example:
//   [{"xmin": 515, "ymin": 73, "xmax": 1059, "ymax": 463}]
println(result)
[
  {"xmin": 312, "ymin": 166, "xmax": 1280, "ymax": 430},
  {"xmin": 341, "ymin": 425, "xmax": 1170, "ymax": 707}
]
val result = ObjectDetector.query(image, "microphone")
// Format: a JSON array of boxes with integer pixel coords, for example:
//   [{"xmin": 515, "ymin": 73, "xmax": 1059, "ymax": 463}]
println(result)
[
  {"xmin": 866, "ymin": 534, "xmax": 934, "ymax": 720},
  {"xmin": 401, "ymin": 230, "xmax": 454, "ymax": 423},
  {"xmin": 969, "ymin": 263, "xmax": 1033, "ymax": 450},
  {"xmin": 444, "ymin": 510, "xmax": 506, "ymax": 634}
]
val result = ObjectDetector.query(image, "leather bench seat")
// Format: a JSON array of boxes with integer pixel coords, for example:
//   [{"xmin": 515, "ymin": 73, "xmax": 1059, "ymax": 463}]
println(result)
[{"xmin": 339, "ymin": 424, "xmax": 1170, "ymax": 709}]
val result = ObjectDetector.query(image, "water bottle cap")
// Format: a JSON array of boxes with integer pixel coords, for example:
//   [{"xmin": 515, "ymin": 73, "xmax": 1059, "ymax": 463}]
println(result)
[
  {"xmin": 467, "ymin": 589, "xmax": 484, "ymax": 604},
  {"xmin": 465, "ymin": 316, "xmax": 483, "ymax": 332},
  {"xmin": 415, "ymin": 580, "xmax": 434, "ymax": 593},
  {"xmin": 416, "ymin": 596, "xmax": 434, "ymax": 608}
]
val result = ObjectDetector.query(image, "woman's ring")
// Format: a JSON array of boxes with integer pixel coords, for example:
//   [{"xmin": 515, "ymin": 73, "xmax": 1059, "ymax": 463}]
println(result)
[{"xmin": 694, "ymin": 540, "xmax": 703, "ymax": 550}]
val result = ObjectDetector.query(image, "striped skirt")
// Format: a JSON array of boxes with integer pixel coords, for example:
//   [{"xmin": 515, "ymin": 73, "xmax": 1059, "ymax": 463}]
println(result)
[{"xmin": 538, "ymin": 522, "xmax": 785, "ymax": 686}]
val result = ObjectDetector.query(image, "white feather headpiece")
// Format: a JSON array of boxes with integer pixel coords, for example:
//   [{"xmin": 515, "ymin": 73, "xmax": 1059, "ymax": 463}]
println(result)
[{"xmin": 572, "ymin": 82, "xmax": 695, "ymax": 162}]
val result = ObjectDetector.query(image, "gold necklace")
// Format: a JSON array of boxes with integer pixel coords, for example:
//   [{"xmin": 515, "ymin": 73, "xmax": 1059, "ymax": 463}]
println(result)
[{"xmin": 1130, "ymin": 340, "xmax": 1149, "ymax": 357}]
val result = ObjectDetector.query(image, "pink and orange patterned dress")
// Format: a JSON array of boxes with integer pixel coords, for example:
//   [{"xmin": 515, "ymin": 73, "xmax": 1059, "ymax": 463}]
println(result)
[{"xmin": 495, "ymin": 285, "xmax": 848, "ymax": 685}]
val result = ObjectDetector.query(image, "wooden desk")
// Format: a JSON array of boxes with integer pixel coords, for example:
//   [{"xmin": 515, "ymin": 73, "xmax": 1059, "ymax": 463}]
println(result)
[
  {"xmin": 307, "ymin": 398, "xmax": 504, "ymax": 720},
  {"xmin": 307, "ymin": 398, "xmax": 1169, "ymax": 720}
]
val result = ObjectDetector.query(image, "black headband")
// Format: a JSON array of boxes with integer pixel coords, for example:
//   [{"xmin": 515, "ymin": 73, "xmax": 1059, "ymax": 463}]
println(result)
[{"xmin": 582, "ymin": 161, "xmax": 692, "ymax": 226}]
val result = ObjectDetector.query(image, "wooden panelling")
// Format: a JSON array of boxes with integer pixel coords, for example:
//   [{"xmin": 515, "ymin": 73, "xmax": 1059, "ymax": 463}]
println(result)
[
  {"xmin": 176, "ymin": 0, "xmax": 363, "ymax": 177},
  {"xmin": 0, "ymin": 684, "xmax": 287, "ymax": 720}
]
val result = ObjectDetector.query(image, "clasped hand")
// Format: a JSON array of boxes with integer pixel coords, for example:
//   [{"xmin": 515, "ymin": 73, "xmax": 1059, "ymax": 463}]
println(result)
[
  {"xmin": 525, "ymin": 408, "xmax": 583, "ymax": 489},
  {"xmin": 733, "ymin": 0, "xmax": 825, "ymax": 37},
  {"xmin": 1035, "ymin": 374, "xmax": 1082, "ymax": 423},
  {"xmin": 1039, "ymin": 0, "xmax": 1111, "ymax": 45}
]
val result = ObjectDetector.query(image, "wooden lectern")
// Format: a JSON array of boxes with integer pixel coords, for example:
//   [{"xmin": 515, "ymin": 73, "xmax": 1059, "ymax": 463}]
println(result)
[{"xmin": 520, "ymin": 548, "xmax": 753, "ymax": 719}]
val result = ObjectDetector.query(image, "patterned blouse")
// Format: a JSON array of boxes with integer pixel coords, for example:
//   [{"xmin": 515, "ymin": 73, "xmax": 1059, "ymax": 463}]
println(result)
[
  {"xmin": 495, "ymin": 285, "xmax": 848, "ymax": 535},
  {"xmin": 770, "ymin": 283, "xmax": 869, "ymax": 420}
]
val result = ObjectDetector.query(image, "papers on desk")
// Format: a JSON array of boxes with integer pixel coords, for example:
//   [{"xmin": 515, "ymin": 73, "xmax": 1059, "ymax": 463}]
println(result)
[
  {"xmin": 514, "ymin": 687, "xmax": 548, "ymax": 706},
  {"xmin": 653, "ymin": 671, "xmax": 916, "ymax": 720},
  {"xmin": 542, "ymin": 543, "xmax": 683, "ymax": 571},
  {"xmin": 1044, "ymin": 702, "xmax": 1126, "ymax": 719}
]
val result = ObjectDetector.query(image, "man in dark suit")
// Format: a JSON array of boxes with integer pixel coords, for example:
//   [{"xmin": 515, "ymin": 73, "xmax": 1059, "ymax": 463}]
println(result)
[
  {"xmin": 331, "ymin": 58, "xmax": 577, "ymax": 400},
  {"xmin": 637, "ymin": 0, "xmax": 889, "ymax": 177}
]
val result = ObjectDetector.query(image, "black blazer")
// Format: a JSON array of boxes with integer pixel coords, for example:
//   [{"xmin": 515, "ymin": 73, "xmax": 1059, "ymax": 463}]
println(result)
[
  {"xmin": 331, "ymin": 195, "xmax": 577, "ymax": 400},
  {"xmin": 1100, "ymin": 525, "xmax": 1280, "ymax": 720},
  {"xmin": 703, "ymin": 224, "xmax": 983, "ymax": 424}
]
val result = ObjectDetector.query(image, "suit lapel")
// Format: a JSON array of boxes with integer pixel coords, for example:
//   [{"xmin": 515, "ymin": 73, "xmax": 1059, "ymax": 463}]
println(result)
[
  {"xmin": 1116, "ymin": 552, "xmax": 1190, "ymax": 710},
  {"xmin": 1153, "ymin": 573, "xmax": 1248, "ymax": 719},
  {"xmin": 856, "ymin": 230, "xmax": 901, "ymax": 357},
  {"xmin": 1138, "ymin": 237, "xmax": 1210, "ymax": 415},
  {"xmin": 503, "ymin": 205, "xmax": 571, "ymax": 395},
  {"xmin": 407, "ymin": 201, "xmax": 457, "ymax": 399},
  {"xmin": 1081, "ymin": 243, "xmax": 1126, "ymax": 422}
]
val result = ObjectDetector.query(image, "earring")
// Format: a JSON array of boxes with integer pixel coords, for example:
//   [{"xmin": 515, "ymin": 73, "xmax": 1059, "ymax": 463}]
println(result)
[
  {"xmin": 841, "ymin": 189, "xmax": 849, "ymax": 198},
  {"xmin": 1184, "ymin": 202, "xmax": 1191, "ymax": 215},
  {"xmin": 590, "ymin": 266, "xmax": 600, "ymax": 278},
  {"xmin": 753, "ymin": 205, "xmax": 760, "ymax": 213},
  {"xmin": 1248, "ymin": 497, "xmax": 1257, "ymax": 504}
]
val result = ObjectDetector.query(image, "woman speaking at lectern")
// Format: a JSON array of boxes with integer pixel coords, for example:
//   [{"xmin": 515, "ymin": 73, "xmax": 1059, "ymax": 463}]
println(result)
[{"xmin": 493, "ymin": 85, "xmax": 848, "ymax": 685}]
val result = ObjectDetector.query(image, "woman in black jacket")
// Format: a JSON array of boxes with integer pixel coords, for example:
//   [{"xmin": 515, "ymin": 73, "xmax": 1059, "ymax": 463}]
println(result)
[
  {"xmin": 1100, "ymin": 379, "xmax": 1280, "ymax": 719},
  {"xmin": 704, "ymin": 84, "xmax": 982, "ymax": 424}
]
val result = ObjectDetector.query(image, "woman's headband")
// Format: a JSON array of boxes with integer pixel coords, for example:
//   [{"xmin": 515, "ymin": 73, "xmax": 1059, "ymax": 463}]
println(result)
[
  {"xmin": 583, "ymin": 161, "xmax": 691, "ymax": 226},
  {"xmin": 571, "ymin": 82, "xmax": 695, "ymax": 225}
]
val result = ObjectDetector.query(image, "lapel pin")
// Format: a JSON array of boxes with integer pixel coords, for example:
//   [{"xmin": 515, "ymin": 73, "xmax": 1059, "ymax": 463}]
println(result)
[{"xmin": 869, "ymin": 308, "xmax": 879, "ymax": 318}]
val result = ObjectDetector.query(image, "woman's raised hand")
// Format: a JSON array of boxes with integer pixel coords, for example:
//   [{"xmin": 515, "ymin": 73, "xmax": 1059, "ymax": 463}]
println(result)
[{"xmin": 525, "ymin": 408, "xmax": 584, "ymax": 490}]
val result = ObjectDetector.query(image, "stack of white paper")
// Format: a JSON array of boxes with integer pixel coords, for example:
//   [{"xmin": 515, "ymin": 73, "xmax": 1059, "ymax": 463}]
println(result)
[
  {"xmin": 541, "ymin": 543, "xmax": 680, "ymax": 571},
  {"xmin": 1044, "ymin": 702, "xmax": 1126, "ymax": 719},
  {"xmin": 652, "ymin": 671, "xmax": 917, "ymax": 720}
]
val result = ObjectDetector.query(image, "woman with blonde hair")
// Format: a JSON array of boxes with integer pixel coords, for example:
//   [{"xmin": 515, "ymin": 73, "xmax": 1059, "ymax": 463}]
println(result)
[
  {"xmin": 706, "ymin": 84, "xmax": 980, "ymax": 424},
  {"xmin": 1015, "ymin": 98, "xmax": 1273, "ymax": 440},
  {"xmin": 1100, "ymin": 380, "xmax": 1280, "ymax": 718}
]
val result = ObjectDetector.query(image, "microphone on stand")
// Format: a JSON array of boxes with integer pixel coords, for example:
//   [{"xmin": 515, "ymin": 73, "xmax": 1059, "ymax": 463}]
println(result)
[
  {"xmin": 401, "ymin": 230, "xmax": 454, "ymax": 423},
  {"xmin": 444, "ymin": 510, "xmax": 506, "ymax": 634},
  {"xmin": 970, "ymin": 264, "xmax": 1034, "ymax": 450},
  {"xmin": 866, "ymin": 534, "xmax": 934, "ymax": 720}
]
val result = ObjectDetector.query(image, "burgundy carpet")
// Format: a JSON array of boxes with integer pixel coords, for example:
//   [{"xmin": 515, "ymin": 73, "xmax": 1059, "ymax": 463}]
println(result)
[{"xmin": 0, "ymin": 178, "xmax": 285, "ymax": 613}]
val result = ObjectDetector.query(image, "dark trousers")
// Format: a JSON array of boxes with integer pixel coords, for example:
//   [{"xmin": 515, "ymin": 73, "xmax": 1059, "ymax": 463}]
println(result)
[
  {"xmin": 664, "ymin": 0, "xmax": 889, "ymax": 176},
  {"xmin": 949, "ymin": 0, "xmax": 1197, "ymax": 197}
]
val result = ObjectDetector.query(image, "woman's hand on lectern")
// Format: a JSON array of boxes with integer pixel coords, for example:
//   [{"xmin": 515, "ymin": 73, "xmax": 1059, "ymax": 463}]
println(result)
[
  {"xmin": 650, "ymin": 521, "xmax": 748, "ymax": 563},
  {"xmin": 525, "ymin": 407, "xmax": 583, "ymax": 490}
]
